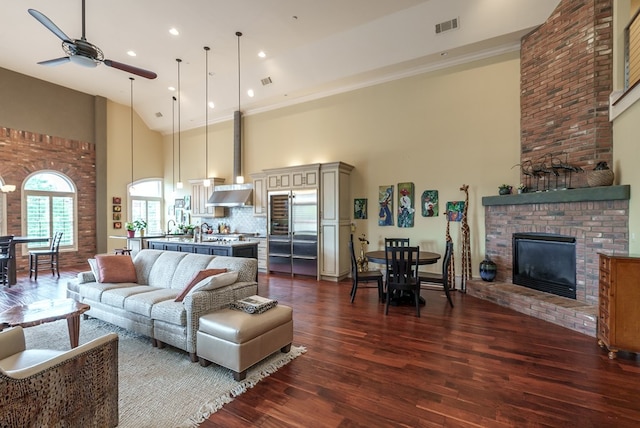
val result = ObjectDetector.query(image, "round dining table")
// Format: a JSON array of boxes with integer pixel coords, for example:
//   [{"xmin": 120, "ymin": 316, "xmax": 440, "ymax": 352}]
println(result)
[
  {"xmin": 365, "ymin": 250, "xmax": 441, "ymax": 307},
  {"xmin": 365, "ymin": 250, "xmax": 441, "ymax": 266}
]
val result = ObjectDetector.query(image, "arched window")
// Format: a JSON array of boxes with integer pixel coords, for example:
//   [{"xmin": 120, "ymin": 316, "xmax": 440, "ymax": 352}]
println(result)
[
  {"xmin": 22, "ymin": 171, "xmax": 77, "ymax": 250},
  {"xmin": 129, "ymin": 179, "xmax": 163, "ymax": 235}
]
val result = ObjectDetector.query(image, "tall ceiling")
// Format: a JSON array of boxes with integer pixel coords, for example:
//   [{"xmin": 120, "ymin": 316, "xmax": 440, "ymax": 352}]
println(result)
[{"xmin": 1, "ymin": 0, "xmax": 560, "ymax": 134}]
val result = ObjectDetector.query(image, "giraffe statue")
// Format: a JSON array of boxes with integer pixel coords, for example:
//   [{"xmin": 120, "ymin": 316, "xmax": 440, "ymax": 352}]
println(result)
[
  {"xmin": 459, "ymin": 184, "xmax": 472, "ymax": 292},
  {"xmin": 445, "ymin": 213, "xmax": 456, "ymax": 290}
]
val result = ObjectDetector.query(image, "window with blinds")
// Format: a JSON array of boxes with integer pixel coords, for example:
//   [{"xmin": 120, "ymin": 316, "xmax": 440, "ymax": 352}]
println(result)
[{"xmin": 625, "ymin": 8, "xmax": 640, "ymax": 90}]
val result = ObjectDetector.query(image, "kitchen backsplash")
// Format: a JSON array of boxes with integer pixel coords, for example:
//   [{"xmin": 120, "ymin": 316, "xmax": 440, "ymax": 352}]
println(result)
[{"xmin": 195, "ymin": 206, "xmax": 267, "ymax": 236}]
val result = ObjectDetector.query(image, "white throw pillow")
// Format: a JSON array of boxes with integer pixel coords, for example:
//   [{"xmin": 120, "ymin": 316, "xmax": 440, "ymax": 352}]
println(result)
[
  {"xmin": 87, "ymin": 258, "xmax": 100, "ymax": 282},
  {"xmin": 186, "ymin": 271, "xmax": 239, "ymax": 296}
]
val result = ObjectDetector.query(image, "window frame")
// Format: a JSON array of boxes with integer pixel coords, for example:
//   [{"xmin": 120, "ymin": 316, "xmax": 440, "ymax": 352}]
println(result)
[
  {"xmin": 128, "ymin": 178, "xmax": 164, "ymax": 236},
  {"xmin": 21, "ymin": 170, "xmax": 78, "ymax": 251}
]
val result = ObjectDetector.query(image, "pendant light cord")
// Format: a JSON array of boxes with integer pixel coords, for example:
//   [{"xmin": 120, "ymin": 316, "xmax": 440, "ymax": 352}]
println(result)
[
  {"xmin": 205, "ymin": 46, "xmax": 210, "ymax": 184},
  {"xmin": 236, "ymin": 32, "xmax": 242, "ymax": 112},
  {"xmin": 176, "ymin": 58, "xmax": 182, "ymax": 187},
  {"xmin": 130, "ymin": 77, "xmax": 134, "ymax": 191},
  {"xmin": 172, "ymin": 95, "xmax": 176, "ymax": 191}
]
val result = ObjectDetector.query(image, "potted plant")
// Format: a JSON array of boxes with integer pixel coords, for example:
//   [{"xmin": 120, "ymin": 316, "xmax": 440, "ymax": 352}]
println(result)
[
  {"xmin": 133, "ymin": 219, "xmax": 147, "ymax": 237},
  {"xmin": 517, "ymin": 183, "xmax": 527, "ymax": 194},
  {"xmin": 125, "ymin": 222, "xmax": 135, "ymax": 238},
  {"xmin": 498, "ymin": 184, "xmax": 512, "ymax": 195}
]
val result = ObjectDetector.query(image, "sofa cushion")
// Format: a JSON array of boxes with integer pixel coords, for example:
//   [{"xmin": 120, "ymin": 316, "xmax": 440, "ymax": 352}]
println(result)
[
  {"xmin": 150, "ymin": 300, "xmax": 187, "ymax": 326},
  {"xmin": 174, "ymin": 268, "xmax": 227, "ymax": 302},
  {"xmin": 124, "ymin": 289, "xmax": 181, "ymax": 317},
  {"xmin": 101, "ymin": 286, "xmax": 162, "ymax": 309},
  {"xmin": 144, "ymin": 252, "xmax": 215, "ymax": 290},
  {"xmin": 187, "ymin": 271, "xmax": 239, "ymax": 295},
  {"xmin": 95, "ymin": 255, "xmax": 138, "ymax": 283},
  {"xmin": 79, "ymin": 282, "xmax": 137, "ymax": 302}
]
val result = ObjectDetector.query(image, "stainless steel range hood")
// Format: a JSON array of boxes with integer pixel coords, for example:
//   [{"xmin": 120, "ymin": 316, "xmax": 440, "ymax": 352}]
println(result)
[{"xmin": 206, "ymin": 184, "xmax": 253, "ymax": 207}]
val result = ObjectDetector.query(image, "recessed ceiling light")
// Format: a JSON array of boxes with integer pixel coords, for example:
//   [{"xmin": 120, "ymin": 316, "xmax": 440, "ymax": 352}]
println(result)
[
  {"xmin": 169, "ymin": 28, "xmax": 179, "ymax": 36},
  {"xmin": 127, "ymin": 50, "xmax": 137, "ymax": 57},
  {"xmin": 258, "ymin": 51, "xmax": 266, "ymax": 58},
  {"xmin": 168, "ymin": 86, "xmax": 176, "ymax": 91},
  {"xmin": 247, "ymin": 89, "xmax": 254, "ymax": 97},
  {"xmin": 208, "ymin": 101, "xmax": 215, "ymax": 109}
]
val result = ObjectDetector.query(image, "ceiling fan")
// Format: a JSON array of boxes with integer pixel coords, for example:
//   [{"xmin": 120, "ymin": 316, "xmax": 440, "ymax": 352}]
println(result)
[{"xmin": 28, "ymin": 0, "xmax": 157, "ymax": 79}]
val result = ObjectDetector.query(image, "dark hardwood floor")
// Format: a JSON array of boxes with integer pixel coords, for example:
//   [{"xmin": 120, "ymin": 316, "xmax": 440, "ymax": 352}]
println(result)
[{"xmin": 3, "ymin": 266, "xmax": 640, "ymax": 427}]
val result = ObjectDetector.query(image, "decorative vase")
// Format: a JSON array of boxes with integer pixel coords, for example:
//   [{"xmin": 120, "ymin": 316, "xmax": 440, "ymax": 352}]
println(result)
[
  {"xmin": 479, "ymin": 258, "xmax": 497, "ymax": 282},
  {"xmin": 139, "ymin": 229, "xmax": 145, "ymax": 237}
]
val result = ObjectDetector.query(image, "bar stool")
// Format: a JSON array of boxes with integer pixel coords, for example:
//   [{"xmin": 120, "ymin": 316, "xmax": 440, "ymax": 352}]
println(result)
[{"xmin": 29, "ymin": 231, "xmax": 63, "ymax": 280}]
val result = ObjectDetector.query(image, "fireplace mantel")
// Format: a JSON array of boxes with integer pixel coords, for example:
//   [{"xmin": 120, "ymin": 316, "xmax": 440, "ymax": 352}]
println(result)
[{"xmin": 482, "ymin": 185, "xmax": 630, "ymax": 206}]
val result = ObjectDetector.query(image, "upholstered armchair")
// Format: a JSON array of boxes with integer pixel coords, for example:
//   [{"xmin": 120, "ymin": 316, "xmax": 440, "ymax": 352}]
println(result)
[{"xmin": 0, "ymin": 326, "xmax": 119, "ymax": 427}]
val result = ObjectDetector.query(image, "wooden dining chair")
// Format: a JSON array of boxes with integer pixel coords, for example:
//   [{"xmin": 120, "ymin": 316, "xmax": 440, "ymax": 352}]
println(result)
[
  {"xmin": 418, "ymin": 241, "xmax": 454, "ymax": 308},
  {"xmin": 0, "ymin": 235, "xmax": 14, "ymax": 287},
  {"xmin": 385, "ymin": 245, "xmax": 421, "ymax": 317},
  {"xmin": 29, "ymin": 231, "xmax": 63, "ymax": 280},
  {"xmin": 384, "ymin": 238, "xmax": 410, "ymax": 283},
  {"xmin": 348, "ymin": 240, "xmax": 383, "ymax": 303}
]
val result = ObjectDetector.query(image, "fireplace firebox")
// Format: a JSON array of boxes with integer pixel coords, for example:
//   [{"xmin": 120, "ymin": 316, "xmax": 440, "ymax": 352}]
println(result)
[{"xmin": 512, "ymin": 233, "xmax": 576, "ymax": 299}]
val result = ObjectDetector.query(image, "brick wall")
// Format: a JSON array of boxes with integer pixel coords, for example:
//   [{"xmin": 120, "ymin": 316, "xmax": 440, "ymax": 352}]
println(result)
[
  {"xmin": 0, "ymin": 127, "xmax": 96, "ymax": 274},
  {"xmin": 485, "ymin": 198, "xmax": 629, "ymax": 306},
  {"xmin": 520, "ymin": 0, "xmax": 613, "ymax": 187}
]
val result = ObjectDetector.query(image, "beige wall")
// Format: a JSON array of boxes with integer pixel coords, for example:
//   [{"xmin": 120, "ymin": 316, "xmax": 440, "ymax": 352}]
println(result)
[
  {"xmin": 106, "ymin": 100, "xmax": 163, "ymax": 252},
  {"xmin": 163, "ymin": 51, "xmax": 522, "ymax": 276}
]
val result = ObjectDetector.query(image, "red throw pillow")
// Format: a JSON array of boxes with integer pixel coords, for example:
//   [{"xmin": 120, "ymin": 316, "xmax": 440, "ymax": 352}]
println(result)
[
  {"xmin": 174, "ymin": 268, "xmax": 227, "ymax": 302},
  {"xmin": 95, "ymin": 254, "xmax": 138, "ymax": 283}
]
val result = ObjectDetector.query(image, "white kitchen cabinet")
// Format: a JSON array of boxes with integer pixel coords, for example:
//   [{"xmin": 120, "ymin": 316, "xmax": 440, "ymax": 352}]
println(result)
[
  {"xmin": 265, "ymin": 164, "xmax": 319, "ymax": 191},
  {"xmin": 319, "ymin": 162, "xmax": 354, "ymax": 281},
  {"xmin": 189, "ymin": 179, "xmax": 226, "ymax": 218},
  {"xmin": 250, "ymin": 172, "xmax": 267, "ymax": 217}
]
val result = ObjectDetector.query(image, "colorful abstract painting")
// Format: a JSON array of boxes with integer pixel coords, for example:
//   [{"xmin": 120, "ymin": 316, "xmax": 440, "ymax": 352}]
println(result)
[
  {"xmin": 421, "ymin": 190, "xmax": 439, "ymax": 217},
  {"xmin": 354, "ymin": 198, "xmax": 367, "ymax": 219},
  {"xmin": 397, "ymin": 182, "xmax": 415, "ymax": 228},
  {"xmin": 378, "ymin": 185, "xmax": 394, "ymax": 226},
  {"xmin": 446, "ymin": 201, "xmax": 465, "ymax": 222}
]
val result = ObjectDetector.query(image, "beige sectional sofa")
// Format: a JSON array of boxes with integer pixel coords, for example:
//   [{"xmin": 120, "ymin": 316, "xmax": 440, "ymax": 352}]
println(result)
[{"xmin": 67, "ymin": 249, "xmax": 258, "ymax": 361}]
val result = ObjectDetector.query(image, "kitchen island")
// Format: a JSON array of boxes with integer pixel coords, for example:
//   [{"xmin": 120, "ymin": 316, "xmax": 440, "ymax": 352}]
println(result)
[{"xmin": 146, "ymin": 238, "xmax": 258, "ymax": 258}]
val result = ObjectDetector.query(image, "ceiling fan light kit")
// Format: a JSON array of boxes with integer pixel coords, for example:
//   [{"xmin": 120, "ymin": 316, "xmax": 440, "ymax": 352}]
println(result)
[{"xmin": 28, "ymin": 0, "xmax": 157, "ymax": 79}]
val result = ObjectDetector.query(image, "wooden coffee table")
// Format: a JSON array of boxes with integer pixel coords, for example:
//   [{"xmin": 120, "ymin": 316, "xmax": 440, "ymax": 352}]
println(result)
[{"xmin": 0, "ymin": 298, "xmax": 90, "ymax": 348}]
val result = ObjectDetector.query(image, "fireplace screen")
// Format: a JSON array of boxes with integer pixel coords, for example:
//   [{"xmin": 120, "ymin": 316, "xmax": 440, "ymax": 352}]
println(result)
[{"xmin": 512, "ymin": 233, "xmax": 576, "ymax": 299}]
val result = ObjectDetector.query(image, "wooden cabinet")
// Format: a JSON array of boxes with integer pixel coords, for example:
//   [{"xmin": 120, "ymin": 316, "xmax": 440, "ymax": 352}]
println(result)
[
  {"xmin": 189, "ymin": 179, "xmax": 226, "ymax": 218},
  {"xmin": 251, "ymin": 172, "xmax": 267, "ymax": 217},
  {"xmin": 598, "ymin": 253, "xmax": 640, "ymax": 359}
]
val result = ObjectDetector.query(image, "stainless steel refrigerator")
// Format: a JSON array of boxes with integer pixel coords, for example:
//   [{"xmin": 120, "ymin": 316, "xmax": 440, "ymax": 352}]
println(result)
[{"xmin": 268, "ymin": 189, "xmax": 318, "ymax": 277}]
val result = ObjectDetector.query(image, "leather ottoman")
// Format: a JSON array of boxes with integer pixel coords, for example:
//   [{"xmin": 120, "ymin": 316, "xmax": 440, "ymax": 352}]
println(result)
[{"xmin": 197, "ymin": 305, "xmax": 293, "ymax": 380}]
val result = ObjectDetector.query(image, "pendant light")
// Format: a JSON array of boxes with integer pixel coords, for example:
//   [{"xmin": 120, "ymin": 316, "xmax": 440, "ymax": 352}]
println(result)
[
  {"xmin": 176, "ymin": 58, "xmax": 183, "ymax": 190},
  {"xmin": 234, "ymin": 31, "xmax": 243, "ymax": 184},
  {"xmin": 203, "ymin": 46, "xmax": 211, "ymax": 188},
  {"xmin": 129, "ymin": 77, "xmax": 136, "ymax": 195}
]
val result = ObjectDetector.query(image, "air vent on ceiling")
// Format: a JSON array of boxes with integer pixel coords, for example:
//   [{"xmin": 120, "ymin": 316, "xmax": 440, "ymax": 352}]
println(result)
[
  {"xmin": 435, "ymin": 17, "xmax": 459, "ymax": 34},
  {"xmin": 261, "ymin": 76, "xmax": 273, "ymax": 86}
]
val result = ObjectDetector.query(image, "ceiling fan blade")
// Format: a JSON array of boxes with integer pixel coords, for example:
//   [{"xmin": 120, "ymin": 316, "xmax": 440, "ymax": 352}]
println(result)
[
  {"xmin": 28, "ymin": 9, "xmax": 72, "ymax": 42},
  {"xmin": 103, "ymin": 59, "xmax": 157, "ymax": 80},
  {"xmin": 37, "ymin": 57, "xmax": 71, "ymax": 66}
]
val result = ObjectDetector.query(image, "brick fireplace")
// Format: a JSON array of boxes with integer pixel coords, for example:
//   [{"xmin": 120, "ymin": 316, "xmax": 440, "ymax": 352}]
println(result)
[
  {"xmin": 465, "ymin": 0, "xmax": 620, "ymax": 338},
  {"xmin": 468, "ymin": 186, "xmax": 629, "ymax": 337}
]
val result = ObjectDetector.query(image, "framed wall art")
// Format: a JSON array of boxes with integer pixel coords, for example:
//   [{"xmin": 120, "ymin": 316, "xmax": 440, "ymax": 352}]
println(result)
[
  {"xmin": 113, "ymin": 213, "xmax": 121, "ymax": 221},
  {"xmin": 112, "ymin": 197, "xmax": 121, "ymax": 204},
  {"xmin": 397, "ymin": 182, "xmax": 415, "ymax": 228},
  {"xmin": 175, "ymin": 198, "xmax": 185, "ymax": 209},
  {"xmin": 446, "ymin": 201, "xmax": 465, "ymax": 222},
  {"xmin": 113, "ymin": 221, "xmax": 122, "ymax": 229},
  {"xmin": 421, "ymin": 190, "xmax": 439, "ymax": 217},
  {"xmin": 354, "ymin": 198, "xmax": 367, "ymax": 219},
  {"xmin": 113, "ymin": 205, "xmax": 122, "ymax": 212},
  {"xmin": 378, "ymin": 185, "xmax": 394, "ymax": 226}
]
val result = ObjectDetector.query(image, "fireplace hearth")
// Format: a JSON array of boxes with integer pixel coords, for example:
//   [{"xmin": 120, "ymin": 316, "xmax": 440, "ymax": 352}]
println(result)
[{"xmin": 512, "ymin": 233, "xmax": 576, "ymax": 299}]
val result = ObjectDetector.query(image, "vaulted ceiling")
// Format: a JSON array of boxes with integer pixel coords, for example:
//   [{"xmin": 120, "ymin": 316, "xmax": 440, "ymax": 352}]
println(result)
[{"xmin": 1, "ymin": 0, "xmax": 560, "ymax": 134}]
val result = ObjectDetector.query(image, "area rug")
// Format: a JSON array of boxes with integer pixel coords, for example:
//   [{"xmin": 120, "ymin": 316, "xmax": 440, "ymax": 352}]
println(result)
[{"xmin": 22, "ymin": 318, "xmax": 306, "ymax": 427}]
